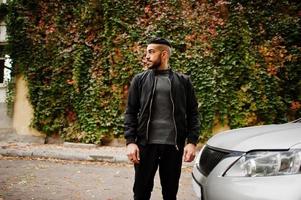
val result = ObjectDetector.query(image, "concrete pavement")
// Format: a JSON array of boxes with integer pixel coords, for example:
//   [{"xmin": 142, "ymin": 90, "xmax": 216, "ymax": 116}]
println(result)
[{"xmin": 0, "ymin": 158, "xmax": 197, "ymax": 200}]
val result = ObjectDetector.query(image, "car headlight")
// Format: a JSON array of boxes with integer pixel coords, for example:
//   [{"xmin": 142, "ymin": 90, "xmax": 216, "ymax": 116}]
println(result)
[{"xmin": 224, "ymin": 150, "xmax": 301, "ymax": 177}]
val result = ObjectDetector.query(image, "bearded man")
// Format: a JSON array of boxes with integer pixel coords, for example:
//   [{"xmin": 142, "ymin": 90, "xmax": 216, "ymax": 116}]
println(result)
[{"xmin": 124, "ymin": 37, "xmax": 200, "ymax": 200}]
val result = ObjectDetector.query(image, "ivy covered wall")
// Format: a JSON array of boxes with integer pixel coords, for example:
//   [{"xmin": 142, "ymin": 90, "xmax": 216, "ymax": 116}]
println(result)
[{"xmin": 3, "ymin": 0, "xmax": 301, "ymax": 143}]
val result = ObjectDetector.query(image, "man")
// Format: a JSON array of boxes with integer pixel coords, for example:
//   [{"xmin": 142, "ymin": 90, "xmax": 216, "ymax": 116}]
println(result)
[{"xmin": 124, "ymin": 37, "xmax": 200, "ymax": 200}]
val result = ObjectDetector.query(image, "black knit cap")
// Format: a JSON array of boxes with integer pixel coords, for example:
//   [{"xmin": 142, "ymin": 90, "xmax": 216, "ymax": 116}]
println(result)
[{"xmin": 148, "ymin": 37, "xmax": 171, "ymax": 47}]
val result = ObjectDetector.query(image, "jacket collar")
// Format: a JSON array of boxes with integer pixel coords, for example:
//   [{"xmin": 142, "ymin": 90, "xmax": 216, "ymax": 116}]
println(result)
[{"xmin": 150, "ymin": 68, "xmax": 174, "ymax": 80}]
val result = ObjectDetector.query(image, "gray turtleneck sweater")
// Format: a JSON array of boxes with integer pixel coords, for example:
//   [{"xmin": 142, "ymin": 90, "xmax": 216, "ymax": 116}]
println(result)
[{"xmin": 148, "ymin": 70, "xmax": 176, "ymax": 145}]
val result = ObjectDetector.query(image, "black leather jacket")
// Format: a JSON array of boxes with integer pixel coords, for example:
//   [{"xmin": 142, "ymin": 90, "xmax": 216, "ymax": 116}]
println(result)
[{"xmin": 124, "ymin": 69, "xmax": 200, "ymax": 147}]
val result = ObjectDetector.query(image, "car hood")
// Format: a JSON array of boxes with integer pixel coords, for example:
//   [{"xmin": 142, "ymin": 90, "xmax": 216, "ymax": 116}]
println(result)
[{"xmin": 207, "ymin": 123, "xmax": 301, "ymax": 152}]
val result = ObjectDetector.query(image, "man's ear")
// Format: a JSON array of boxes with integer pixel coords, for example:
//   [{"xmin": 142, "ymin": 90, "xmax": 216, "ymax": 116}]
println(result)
[{"xmin": 161, "ymin": 50, "xmax": 168, "ymax": 58}]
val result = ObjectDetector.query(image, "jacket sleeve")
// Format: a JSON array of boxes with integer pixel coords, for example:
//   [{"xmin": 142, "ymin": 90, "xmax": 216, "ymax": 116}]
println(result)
[
  {"xmin": 186, "ymin": 77, "xmax": 200, "ymax": 145},
  {"xmin": 124, "ymin": 75, "xmax": 140, "ymax": 145}
]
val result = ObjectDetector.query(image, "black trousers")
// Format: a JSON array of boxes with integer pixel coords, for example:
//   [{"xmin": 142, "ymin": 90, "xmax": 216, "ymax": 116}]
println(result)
[{"xmin": 133, "ymin": 144, "xmax": 184, "ymax": 200}]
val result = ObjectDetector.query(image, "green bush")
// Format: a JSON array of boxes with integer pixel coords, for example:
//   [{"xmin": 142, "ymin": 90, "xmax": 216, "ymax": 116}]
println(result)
[{"xmin": 5, "ymin": 0, "xmax": 301, "ymax": 143}]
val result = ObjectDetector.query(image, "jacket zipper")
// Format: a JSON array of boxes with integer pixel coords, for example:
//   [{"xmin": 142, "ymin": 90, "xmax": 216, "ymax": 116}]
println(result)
[
  {"xmin": 168, "ymin": 78, "xmax": 179, "ymax": 151},
  {"xmin": 146, "ymin": 77, "xmax": 157, "ymax": 142}
]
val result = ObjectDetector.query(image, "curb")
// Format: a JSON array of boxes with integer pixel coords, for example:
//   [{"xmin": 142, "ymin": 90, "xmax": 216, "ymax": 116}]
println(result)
[
  {"xmin": 0, "ymin": 143, "xmax": 129, "ymax": 163},
  {"xmin": 0, "ymin": 148, "xmax": 129, "ymax": 163},
  {"xmin": 63, "ymin": 142, "xmax": 99, "ymax": 149},
  {"xmin": 0, "ymin": 143, "xmax": 195, "ymax": 167}
]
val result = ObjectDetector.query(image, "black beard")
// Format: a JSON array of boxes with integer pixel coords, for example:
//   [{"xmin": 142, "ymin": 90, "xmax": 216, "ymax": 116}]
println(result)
[{"xmin": 149, "ymin": 59, "xmax": 161, "ymax": 70}]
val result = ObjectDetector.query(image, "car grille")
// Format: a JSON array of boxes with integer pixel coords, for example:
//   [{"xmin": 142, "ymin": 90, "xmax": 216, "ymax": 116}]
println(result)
[{"xmin": 198, "ymin": 145, "xmax": 230, "ymax": 177}]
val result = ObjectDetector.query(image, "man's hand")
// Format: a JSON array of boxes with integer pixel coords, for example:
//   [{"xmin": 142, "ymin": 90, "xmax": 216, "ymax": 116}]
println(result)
[
  {"xmin": 183, "ymin": 143, "xmax": 196, "ymax": 162},
  {"xmin": 126, "ymin": 143, "xmax": 140, "ymax": 164}
]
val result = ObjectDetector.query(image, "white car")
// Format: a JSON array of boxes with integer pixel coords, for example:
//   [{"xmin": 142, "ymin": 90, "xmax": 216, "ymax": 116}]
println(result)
[{"xmin": 192, "ymin": 119, "xmax": 301, "ymax": 200}]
